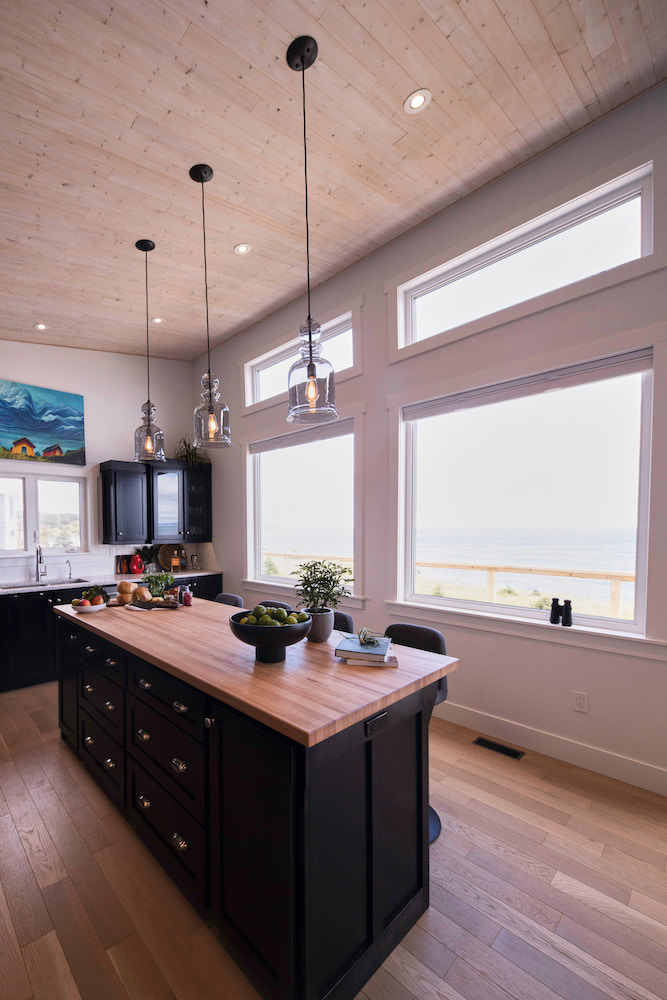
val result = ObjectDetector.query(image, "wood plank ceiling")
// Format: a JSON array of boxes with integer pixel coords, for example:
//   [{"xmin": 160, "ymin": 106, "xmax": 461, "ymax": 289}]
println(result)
[{"xmin": 1, "ymin": 0, "xmax": 665, "ymax": 361}]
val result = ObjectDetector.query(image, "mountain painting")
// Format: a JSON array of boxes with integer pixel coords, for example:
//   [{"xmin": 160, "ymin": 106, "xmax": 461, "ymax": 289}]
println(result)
[{"xmin": 0, "ymin": 379, "xmax": 85, "ymax": 465}]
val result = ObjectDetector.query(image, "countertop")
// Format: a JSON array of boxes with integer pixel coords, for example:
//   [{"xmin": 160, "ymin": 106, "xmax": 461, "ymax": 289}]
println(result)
[
  {"xmin": 54, "ymin": 599, "xmax": 459, "ymax": 747},
  {"xmin": 0, "ymin": 570, "xmax": 220, "ymax": 596}
]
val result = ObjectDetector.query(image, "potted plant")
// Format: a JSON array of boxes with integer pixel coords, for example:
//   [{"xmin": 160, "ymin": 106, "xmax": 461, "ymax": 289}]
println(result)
[
  {"xmin": 292, "ymin": 559, "xmax": 353, "ymax": 642},
  {"xmin": 135, "ymin": 544, "xmax": 160, "ymax": 573}
]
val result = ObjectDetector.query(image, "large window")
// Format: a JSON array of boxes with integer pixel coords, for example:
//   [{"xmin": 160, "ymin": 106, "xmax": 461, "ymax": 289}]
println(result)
[
  {"xmin": 249, "ymin": 422, "xmax": 354, "ymax": 582},
  {"xmin": 245, "ymin": 312, "xmax": 354, "ymax": 407},
  {"xmin": 402, "ymin": 352, "xmax": 651, "ymax": 629},
  {"xmin": 0, "ymin": 474, "xmax": 83, "ymax": 553},
  {"xmin": 398, "ymin": 164, "xmax": 652, "ymax": 350}
]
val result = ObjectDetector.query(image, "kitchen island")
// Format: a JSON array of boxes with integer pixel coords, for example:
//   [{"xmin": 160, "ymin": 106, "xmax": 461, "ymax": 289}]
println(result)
[{"xmin": 54, "ymin": 599, "xmax": 459, "ymax": 1000}]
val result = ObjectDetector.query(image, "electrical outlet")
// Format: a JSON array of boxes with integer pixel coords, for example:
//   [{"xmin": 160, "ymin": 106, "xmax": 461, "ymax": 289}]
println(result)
[{"xmin": 572, "ymin": 690, "xmax": 588, "ymax": 713}]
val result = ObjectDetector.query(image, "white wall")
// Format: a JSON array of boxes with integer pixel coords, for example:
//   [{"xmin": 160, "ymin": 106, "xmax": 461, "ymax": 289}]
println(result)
[
  {"xmin": 197, "ymin": 84, "xmax": 667, "ymax": 795},
  {"xmin": 0, "ymin": 341, "xmax": 194, "ymax": 581}
]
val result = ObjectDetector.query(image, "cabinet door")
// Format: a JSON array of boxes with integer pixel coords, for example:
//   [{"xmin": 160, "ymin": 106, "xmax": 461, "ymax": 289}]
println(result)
[
  {"xmin": 0, "ymin": 592, "xmax": 55, "ymax": 691},
  {"xmin": 183, "ymin": 466, "xmax": 211, "ymax": 542},
  {"xmin": 102, "ymin": 466, "xmax": 148, "ymax": 544},
  {"xmin": 189, "ymin": 574, "xmax": 222, "ymax": 602},
  {"xmin": 150, "ymin": 467, "xmax": 184, "ymax": 543},
  {"xmin": 56, "ymin": 616, "xmax": 79, "ymax": 748}
]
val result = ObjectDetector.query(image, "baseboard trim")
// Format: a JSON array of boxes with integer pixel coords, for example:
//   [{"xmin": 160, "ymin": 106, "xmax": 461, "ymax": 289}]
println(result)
[{"xmin": 434, "ymin": 701, "xmax": 667, "ymax": 797}]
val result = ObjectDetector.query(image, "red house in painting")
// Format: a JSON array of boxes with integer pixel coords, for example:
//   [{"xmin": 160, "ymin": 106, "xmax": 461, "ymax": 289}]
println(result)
[
  {"xmin": 43, "ymin": 444, "xmax": 63, "ymax": 457},
  {"xmin": 10, "ymin": 437, "xmax": 36, "ymax": 456}
]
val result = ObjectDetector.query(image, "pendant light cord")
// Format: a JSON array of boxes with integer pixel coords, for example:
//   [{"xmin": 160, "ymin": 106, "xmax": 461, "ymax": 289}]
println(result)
[
  {"xmin": 144, "ymin": 249, "xmax": 151, "ymax": 406},
  {"xmin": 301, "ymin": 65, "xmax": 314, "ymax": 366},
  {"xmin": 200, "ymin": 180, "xmax": 213, "ymax": 408}
]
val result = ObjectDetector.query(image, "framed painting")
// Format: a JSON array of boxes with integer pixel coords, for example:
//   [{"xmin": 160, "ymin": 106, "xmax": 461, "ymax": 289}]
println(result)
[{"xmin": 0, "ymin": 378, "xmax": 85, "ymax": 465}]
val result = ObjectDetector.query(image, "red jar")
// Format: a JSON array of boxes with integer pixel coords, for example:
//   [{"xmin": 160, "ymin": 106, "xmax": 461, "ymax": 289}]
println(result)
[{"xmin": 129, "ymin": 554, "xmax": 144, "ymax": 575}]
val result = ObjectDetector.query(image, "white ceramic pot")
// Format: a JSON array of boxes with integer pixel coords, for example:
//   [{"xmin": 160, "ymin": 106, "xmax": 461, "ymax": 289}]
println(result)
[{"xmin": 305, "ymin": 608, "xmax": 334, "ymax": 642}]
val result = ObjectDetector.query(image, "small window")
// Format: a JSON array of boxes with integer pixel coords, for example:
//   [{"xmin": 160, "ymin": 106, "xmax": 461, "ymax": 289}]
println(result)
[
  {"xmin": 402, "ymin": 351, "xmax": 651, "ymax": 631},
  {"xmin": 37, "ymin": 479, "xmax": 82, "ymax": 549},
  {"xmin": 246, "ymin": 313, "xmax": 354, "ymax": 407},
  {"xmin": 0, "ymin": 477, "xmax": 25, "ymax": 551},
  {"xmin": 249, "ymin": 422, "xmax": 354, "ymax": 582},
  {"xmin": 398, "ymin": 164, "xmax": 652, "ymax": 349}
]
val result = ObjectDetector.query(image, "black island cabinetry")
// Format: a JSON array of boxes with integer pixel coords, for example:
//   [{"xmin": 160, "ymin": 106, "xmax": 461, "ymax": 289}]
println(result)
[{"xmin": 55, "ymin": 609, "xmax": 442, "ymax": 1000}]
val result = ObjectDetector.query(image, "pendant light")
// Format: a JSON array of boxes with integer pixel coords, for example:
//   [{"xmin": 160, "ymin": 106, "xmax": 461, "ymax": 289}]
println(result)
[
  {"xmin": 286, "ymin": 36, "xmax": 339, "ymax": 425},
  {"xmin": 134, "ymin": 239, "xmax": 165, "ymax": 463},
  {"xmin": 189, "ymin": 163, "xmax": 231, "ymax": 448}
]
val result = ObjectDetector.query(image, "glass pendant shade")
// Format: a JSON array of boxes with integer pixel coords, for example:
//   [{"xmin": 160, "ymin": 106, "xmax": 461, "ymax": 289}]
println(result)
[
  {"xmin": 287, "ymin": 319, "xmax": 338, "ymax": 424},
  {"xmin": 193, "ymin": 372, "xmax": 231, "ymax": 447},
  {"xmin": 134, "ymin": 400, "xmax": 165, "ymax": 462}
]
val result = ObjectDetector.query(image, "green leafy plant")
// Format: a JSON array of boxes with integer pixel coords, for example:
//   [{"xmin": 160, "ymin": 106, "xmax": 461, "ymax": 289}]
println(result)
[
  {"xmin": 141, "ymin": 572, "xmax": 174, "ymax": 597},
  {"xmin": 135, "ymin": 544, "xmax": 159, "ymax": 566},
  {"xmin": 292, "ymin": 560, "xmax": 353, "ymax": 613},
  {"xmin": 174, "ymin": 435, "xmax": 210, "ymax": 467}
]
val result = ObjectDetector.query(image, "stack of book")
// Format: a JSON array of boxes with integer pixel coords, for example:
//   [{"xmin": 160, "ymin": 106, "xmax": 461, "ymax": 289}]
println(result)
[{"xmin": 334, "ymin": 633, "xmax": 398, "ymax": 668}]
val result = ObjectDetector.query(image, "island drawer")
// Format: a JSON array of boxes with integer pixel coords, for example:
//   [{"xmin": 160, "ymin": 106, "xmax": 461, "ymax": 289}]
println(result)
[
  {"xmin": 126, "ymin": 694, "xmax": 205, "ymax": 823},
  {"xmin": 127, "ymin": 656, "xmax": 207, "ymax": 741},
  {"xmin": 79, "ymin": 708, "xmax": 125, "ymax": 808},
  {"xmin": 78, "ymin": 634, "xmax": 126, "ymax": 686},
  {"xmin": 79, "ymin": 666, "xmax": 124, "ymax": 740},
  {"xmin": 127, "ymin": 758, "xmax": 207, "ymax": 908}
]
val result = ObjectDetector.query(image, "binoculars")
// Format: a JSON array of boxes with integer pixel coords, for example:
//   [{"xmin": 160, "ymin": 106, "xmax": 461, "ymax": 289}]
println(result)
[{"xmin": 550, "ymin": 598, "xmax": 572, "ymax": 626}]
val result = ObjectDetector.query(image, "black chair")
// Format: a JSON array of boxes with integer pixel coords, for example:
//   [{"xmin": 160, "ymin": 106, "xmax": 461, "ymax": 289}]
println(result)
[
  {"xmin": 384, "ymin": 623, "xmax": 448, "ymax": 845},
  {"xmin": 259, "ymin": 599, "xmax": 293, "ymax": 612},
  {"xmin": 333, "ymin": 610, "xmax": 354, "ymax": 633},
  {"xmin": 215, "ymin": 593, "xmax": 243, "ymax": 607}
]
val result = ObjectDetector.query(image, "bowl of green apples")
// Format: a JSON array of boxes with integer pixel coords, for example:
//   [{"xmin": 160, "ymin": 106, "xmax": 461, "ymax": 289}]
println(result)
[{"xmin": 229, "ymin": 605, "xmax": 312, "ymax": 663}]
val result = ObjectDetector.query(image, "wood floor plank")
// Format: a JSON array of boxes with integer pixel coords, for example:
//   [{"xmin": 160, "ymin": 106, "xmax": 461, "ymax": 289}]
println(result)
[
  {"xmin": 401, "ymin": 923, "xmax": 457, "ymax": 978},
  {"xmin": 492, "ymin": 928, "xmax": 613, "ymax": 1000},
  {"xmin": 567, "ymin": 815, "xmax": 667, "ymax": 867},
  {"xmin": 0, "ymin": 813, "xmax": 52, "ymax": 947},
  {"xmin": 383, "ymin": 945, "xmax": 468, "ymax": 1000},
  {"xmin": 0, "ymin": 881, "xmax": 33, "ymax": 1000},
  {"xmin": 68, "ymin": 804, "xmax": 116, "ymax": 854},
  {"xmin": 362, "ymin": 965, "xmax": 419, "ymax": 1000},
  {"xmin": 444, "ymin": 956, "xmax": 518, "ymax": 1000},
  {"xmin": 557, "ymin": 915, "xmax": 667, "ymax": 998},
  {"xmin": 29, "ymin": 709, "xmax": 58, "ymax": 735},
  {"xmin": 30, "ymin": 784, "xmax": 135, "ymax": 950},
  {"xmin": 0, "ymin": 761, "xmax": 67, "ymax": 889},
  {"xmin": 552, "ymin": 871, "xmax": 667, "ymax": 950},
  {"xmin": 429, "ymin": 878, "xmax": 501, "ymax": 945},
  {"xmin": 106, "ymin": 931, "xmax": 176, "ymax": 1000},
  {"xmin": 32, "ymin": 751, "xmax": 88, "ymax": 814},
  {"xmin": 41, "ymin": 877, "xmax": 130, "ymax": 1000},
  {"xmin": 22, "ymin": 928, "xmax": 82, "ymax": 1000},
  {"xmin": 12, "ymin": 751, "xmax": 50, "ymax": 793}
]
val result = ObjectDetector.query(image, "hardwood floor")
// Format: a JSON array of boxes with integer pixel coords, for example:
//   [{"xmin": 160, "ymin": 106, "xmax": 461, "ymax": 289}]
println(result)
[{"xmin": 0, "ymin": 683, "xmax": 665, "ymax": 1000}]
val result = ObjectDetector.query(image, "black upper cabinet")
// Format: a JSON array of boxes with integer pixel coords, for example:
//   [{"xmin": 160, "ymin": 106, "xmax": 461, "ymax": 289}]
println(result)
[
  {"xmin": 101, "ymin": 461, "xmax": 148, "ymax": 544},
  {"xmin": 102, "ymin": 460, "xmax": 212, "ymax": 545}
]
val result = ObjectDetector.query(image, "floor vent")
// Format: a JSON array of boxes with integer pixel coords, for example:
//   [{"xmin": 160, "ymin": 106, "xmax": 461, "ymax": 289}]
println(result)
[{"xmin": 473, "ymin": 737, "xmax": 524, "ymax": 760}]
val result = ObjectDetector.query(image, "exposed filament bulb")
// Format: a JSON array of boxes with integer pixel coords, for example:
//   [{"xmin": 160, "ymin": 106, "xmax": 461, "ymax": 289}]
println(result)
[
  {"xmin": 144, "ymin": 435, "xmax": 154, "ymax": 454},
  {"xmin": 305, "ymin": 362, "xmax": 319, "ymax": 408},
  {"xmin": 207, "ymin": 409, "xmax": 218, "ymax": 436}
]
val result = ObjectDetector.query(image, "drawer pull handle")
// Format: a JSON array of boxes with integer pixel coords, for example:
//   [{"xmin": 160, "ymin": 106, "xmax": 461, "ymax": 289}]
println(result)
[
  {"xmin": 85, "ymin": 646, "xmax": 96, "ymax": 655},
  {"xmin": 137, "ymin": 728, "xmax": 151, "ymax": 742},
  {"xmin": 170, "ymin": 756, "xmax": 188, "ymax": 774},
  {"xmin": 104, "ymin": 758, "xmax": 116, "ymax": 770},
  {"xmin": 84, "ymin": 735, "xmax": 95, "ymax": 746},
  {"xmin": 172, "ymin": 700, "xmax": 189, "ymax": 715},
  {"xmin": 105, "ymin": 701, "xmax": 115, "ymax": 712},
  {"xmin": 171, "ymin": 833, "xmax": 188, "ymax": 852},
  {"xmin": 204, "ymin": 716, "xmax": 215, "ymax": 729},
  {"xmin": 84, "ymin": 683, "xmax": 94, "ymax": 693},
  {"xmin": 137, "ymin": 794, "xmax": 151, "ymax": 810},
  {"xmin": 138, "ymin": 678, "xmax": 151, "ymax": 690},
  {"xmin": 68, "ymin": 634, "xmax": 77, "ymax": 643},
  {"xmin": 105, "ymin": 658, "xmax": 117, "ymax": 668}
]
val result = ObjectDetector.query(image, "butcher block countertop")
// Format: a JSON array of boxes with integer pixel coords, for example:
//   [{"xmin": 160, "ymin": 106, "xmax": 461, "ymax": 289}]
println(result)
[{"xmin": 54, "ymin": 599, "xmax": 459, "ymax": 747}]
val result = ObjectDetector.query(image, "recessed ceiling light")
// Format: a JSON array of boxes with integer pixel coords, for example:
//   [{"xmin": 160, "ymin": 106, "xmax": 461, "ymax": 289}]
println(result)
[
  {"xmin": 33, "ymin": 322, "xmax": 48, "ymax": 330},
  {"xmin": 403, "ymin": 89, "xmax": 432, "ymax": 114},
  {"xmin": 233, "ymin": 243, "xmax": 252, "ymax": 255},
  {"xmin": 151, "ymin": 317, "xmax": 163, "ymax": 324}
]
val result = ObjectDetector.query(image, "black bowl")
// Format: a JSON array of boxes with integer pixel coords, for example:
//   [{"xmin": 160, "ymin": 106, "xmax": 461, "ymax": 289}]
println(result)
[{"xmin": 229, "ymin": 610, "xmax": 312, "ymax": 663}]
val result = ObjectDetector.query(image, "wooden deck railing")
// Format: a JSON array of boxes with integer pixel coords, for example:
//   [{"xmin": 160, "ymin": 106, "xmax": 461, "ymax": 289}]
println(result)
[{"xmin": 264, "ymin": 553, "xmax": 635, "ymax": 618}]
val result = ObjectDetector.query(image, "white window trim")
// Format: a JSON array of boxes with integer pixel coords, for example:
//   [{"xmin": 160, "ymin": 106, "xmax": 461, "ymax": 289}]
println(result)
[
  {"xmin": 241, "ymin": 297, "xmax": 363, "ymax": 415},
  {"xmin": 0, "ymin": 467, "xmax": 88, "ymax": 556},
  {"xmin": 387, "ymin": 162, "xmax": 655, "ymax": 363},
  {"xmin": 240, "ymin": 406, "xmax": 366, "ymax": 604},
  {"xmin": 396, "ymin": 349, "xmax": 653, "ymax": 636}
]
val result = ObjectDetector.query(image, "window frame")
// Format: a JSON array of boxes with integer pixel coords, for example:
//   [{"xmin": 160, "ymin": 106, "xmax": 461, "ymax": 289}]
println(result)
[
  {"xmin": 242, "ymin": 414, "xmax": 364, "ymax": 602},
  {"xmin": 241, "ymin": 298, "xmax": 363, "ymax": 414},
  {"xmin": 0, "ymin": 469, "xmax": 88, "ymax": 556},
  {"xmin": 399, "ymin": 350, "xmax": 653, "ymax": 635},
  {"xmin": 389, "ymin": 163, "xmax": 653, "ymax": 361}
]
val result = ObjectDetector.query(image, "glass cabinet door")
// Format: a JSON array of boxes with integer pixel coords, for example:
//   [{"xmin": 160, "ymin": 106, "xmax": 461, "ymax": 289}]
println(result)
[{"xmin": 151, "ymin": 467, "xmax": 184, "ymax": 541}]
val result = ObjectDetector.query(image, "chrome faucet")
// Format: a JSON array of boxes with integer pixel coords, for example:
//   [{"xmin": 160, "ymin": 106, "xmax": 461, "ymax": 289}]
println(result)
[
  {"xmin": 66, "ymin": 558, "xmax": 72, "ymax": 581},
  {"xmin": 36, "ymin": 545, "xmax": 47, "ymax": 582}
]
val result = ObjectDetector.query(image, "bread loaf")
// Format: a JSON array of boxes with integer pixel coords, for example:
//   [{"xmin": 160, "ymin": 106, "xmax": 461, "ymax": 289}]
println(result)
[
  {"xmin": 133, "ymin": 586, "xmax": 152, "ymax": 602},
  {"xmin": 117, "ymin": 580, "xmax": 138, "ymax": 595},
  {"xmin": 117, "ymin": 593, "xmax": 134, "ymax": 605}
]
